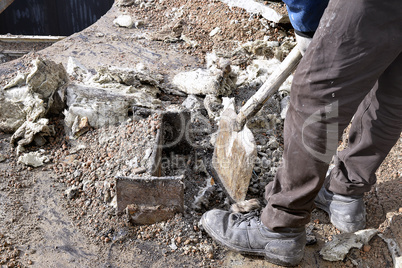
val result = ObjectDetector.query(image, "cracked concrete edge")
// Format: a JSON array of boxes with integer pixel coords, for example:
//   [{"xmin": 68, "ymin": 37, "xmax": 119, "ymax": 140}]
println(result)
[{"xmin": 219, "ymin": 0, "xmax": 289, "ymax": 23}]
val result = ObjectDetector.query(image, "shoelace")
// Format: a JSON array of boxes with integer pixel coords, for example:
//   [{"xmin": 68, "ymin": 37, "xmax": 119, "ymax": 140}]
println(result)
[{"xmin": 235, "ymin": 210, "xmax": 261, "ymax": 226}]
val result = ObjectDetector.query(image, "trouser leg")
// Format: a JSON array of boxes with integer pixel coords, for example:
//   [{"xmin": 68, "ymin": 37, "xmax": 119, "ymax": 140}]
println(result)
[
  {"xmin": 261, "ymin": 0, "xmax": 402, "ymax": 231},
  {"xmin": 327, "ymin": 53, "xmax": 402, "ymax": 196}
]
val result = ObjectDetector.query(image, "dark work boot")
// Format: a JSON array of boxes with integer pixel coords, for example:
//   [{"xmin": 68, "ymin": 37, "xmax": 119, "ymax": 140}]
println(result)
[
  {"xmin": 314, "ymin": 187, "xmax": 366, "ymax": 233},
  {"xmin": 200, "ymin": 209, "xmax": 306, "ymax": 267}
]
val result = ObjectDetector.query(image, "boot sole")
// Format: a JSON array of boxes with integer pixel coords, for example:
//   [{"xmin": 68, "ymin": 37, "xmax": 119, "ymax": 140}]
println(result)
[{"xmin": 200, "ymin": 215, "xmax": 303, "ymax": 267}]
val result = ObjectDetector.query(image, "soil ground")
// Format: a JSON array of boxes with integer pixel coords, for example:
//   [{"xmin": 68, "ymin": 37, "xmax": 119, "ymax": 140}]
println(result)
[{"xmin": 0, "ymin": 1, "xmax": 401, "ymax": 267}]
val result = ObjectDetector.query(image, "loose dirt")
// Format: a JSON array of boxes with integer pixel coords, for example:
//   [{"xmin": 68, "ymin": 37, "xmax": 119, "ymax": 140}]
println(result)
[{"xmin": 0, "ymin": 1, "xmax": 401, "ymax": 268}]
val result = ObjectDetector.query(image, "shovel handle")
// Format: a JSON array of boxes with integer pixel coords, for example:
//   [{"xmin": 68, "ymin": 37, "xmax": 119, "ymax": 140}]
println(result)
[{"xmin": 235, "ymin": 47, "xmax": 302, "ymax": 131}]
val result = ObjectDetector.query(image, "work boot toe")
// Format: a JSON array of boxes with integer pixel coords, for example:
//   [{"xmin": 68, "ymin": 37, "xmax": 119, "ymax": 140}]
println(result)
[{"xmin": 201, "ymin": 209, "xmax": 306, "ymax": 266}]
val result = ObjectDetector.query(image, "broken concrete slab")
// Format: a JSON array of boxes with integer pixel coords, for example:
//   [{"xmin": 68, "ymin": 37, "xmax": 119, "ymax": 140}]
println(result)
[
  {"xmin": 173, "ymin": 68, "xmax": 234, "ymax": 96},
  {"xmin": 64, "ymin": 68, "xmax": 162, "ymax": 137},
  {"xmin": 116, "ymin": 176, "xmax": 184, "ymax": 224},
  {"xmin": 26, "ymin": 57, "xmax": 69, "ymax": 103},
  {"xmin": 64, "ymin": 84, "xmax": 132, "ymax": 135},
  {"xmin": 1, "ymin": 57, "xmax": 68, "ymax": 132},
  {"xmin": 320, "ymin": 229, "xmax": 378, "ymax": 261},
  {"xmin": 66, "ymin": 56, "xmax": 91, "ymax": 82},
  {"xmin": 173, "ymin": 69, "xmax": 222, "ymax": 96},
  {"xmin": 11, "ymin": 118, "xmax": 55, "ymax": 154},
  {"xmin": 87, "ymin": 64, "xmax": 164, "ymax": 103},
  {"xmin": 172, "ymin": 50, "xmax": 235, "ymax": 97},
  {"xmin": 220, "ymin": 0, "xmax": 289, "ymax": 24},
  {"xmin": 1, "ymin": 57, "xmax": 68, "ymax": 153}
]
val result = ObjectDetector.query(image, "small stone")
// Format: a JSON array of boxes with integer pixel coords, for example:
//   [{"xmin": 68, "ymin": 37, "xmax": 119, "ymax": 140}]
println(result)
[
  {"xmin": 113, "ymin": 15, "xmax": 134, "ymax": 28},
  {"xmin": 363, "ymin": 244, "xmax": 371, "ymax": 252},
  {"xmin": 209, "ymin": 27, "xmax": 221, "ymax": 37}
]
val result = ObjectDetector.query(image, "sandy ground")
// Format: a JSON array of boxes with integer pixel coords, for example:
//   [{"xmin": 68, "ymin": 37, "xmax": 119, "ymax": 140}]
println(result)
[{"xmin": 0, "ymin": 1, "xmax": 401, "ymax": 267}]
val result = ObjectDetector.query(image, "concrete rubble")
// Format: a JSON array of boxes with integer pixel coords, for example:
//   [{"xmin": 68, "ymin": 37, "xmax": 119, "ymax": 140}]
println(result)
[
  {"xmin": 219, "ymin": 0, "xmax": 289, "ymax": 24},
  {"xmin": 17, "ymin": 150, "xmax": 49, "ymax": 167},
  {"xmin": 64, "ymin": 60, "xmax": 162, "ymax": 137},
  {"xmin": 173, "ymin": 52, "xmax": 235, "ymax": 96},
  {"xmin": 320, "ymin": 228, "xmax": 378, "ymax": 261},
  {"xmin": 1, "ymin": 57, "xmax": 68, "ymax": 154}
]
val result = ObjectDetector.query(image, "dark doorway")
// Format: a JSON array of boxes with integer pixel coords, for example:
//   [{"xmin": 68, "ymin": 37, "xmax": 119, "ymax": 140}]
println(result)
[{"xmin": 0, "ymin": 0, "xmax": 114, "ymax": 36}]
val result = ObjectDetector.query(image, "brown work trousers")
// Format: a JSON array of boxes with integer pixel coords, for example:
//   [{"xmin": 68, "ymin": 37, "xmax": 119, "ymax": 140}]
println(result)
[{"xmin": 261, "ymin": 0, "xmax": 402, "ymax": 231}]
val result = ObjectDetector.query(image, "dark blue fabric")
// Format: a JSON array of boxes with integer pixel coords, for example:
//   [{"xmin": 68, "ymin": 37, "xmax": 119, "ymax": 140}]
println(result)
[{"xmin": 283, "ymin": 0, "xmax": 329, "ymax": 33}]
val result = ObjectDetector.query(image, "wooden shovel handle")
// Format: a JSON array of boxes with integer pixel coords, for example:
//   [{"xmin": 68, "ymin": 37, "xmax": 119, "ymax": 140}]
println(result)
[{"xmin": 235, "ymin": 47, "xmax": 302, "ymax": 131}]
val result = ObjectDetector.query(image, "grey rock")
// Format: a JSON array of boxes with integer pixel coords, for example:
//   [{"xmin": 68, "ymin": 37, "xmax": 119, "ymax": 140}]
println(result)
[{"xmin": 320, "ymin": 229, "xmax": 378, "ymax": 261}]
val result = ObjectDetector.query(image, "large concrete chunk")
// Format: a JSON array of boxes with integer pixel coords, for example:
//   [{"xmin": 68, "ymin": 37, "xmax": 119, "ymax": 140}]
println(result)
[
  {"xmin": 116, "ymin": 176, "xmax": 184, "ymax": 225},
  {"xmin": 320, "ymin": 229, "xmax": 378, "ymax": 261},
  {"xmin": 1, "ymin": 57, "xmax": 68, "ymax": 153}
]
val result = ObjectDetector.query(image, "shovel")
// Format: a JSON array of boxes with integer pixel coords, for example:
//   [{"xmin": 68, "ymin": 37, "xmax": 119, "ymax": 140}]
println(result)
[{"xmin": 212, "ymin": 47, "xmax": 302, "ymax": 202}]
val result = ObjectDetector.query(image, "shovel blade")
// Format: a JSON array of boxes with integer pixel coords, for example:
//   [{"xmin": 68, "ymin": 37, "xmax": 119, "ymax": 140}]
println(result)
[{"xmin": 212, "ymin": 108, "xmax": 257, "ymax": 202}]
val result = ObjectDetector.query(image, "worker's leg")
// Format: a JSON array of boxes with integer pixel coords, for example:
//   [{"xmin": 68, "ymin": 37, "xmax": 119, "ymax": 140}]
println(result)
[
  {"xmin": 261, "ymin": 0, "xmax": 402, "ymax": 231},
  {"xmin": 327, "ymin": 53, "xmax": 402, "ymax": 196}
]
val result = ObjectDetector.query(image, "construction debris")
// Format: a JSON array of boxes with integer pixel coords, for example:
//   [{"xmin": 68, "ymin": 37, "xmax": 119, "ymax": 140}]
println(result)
[
  {"xmin": 17, "ymin": 151, "xmax": 49, "ymax": 167},
  {"xmin": 173, "ymin": 53, "xmax": 235, "ymax": 96},
  {"xmin": 113, "ymin": 14, "xmax": 135, "ymax": 28},
  {"xmin": 1, "ymin": 57, "xmax": 68, "ymax": 153},
  {"xmin": 219, "ymin": 0, "xmax": 289, "ymax": 23},
  {"xmin": 64, "ymin": 63, "xmax": 163, "ymax": 137},
  {"xmin": 320, "ymin": 229, "xmax": 378, "ymax": 261}
]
